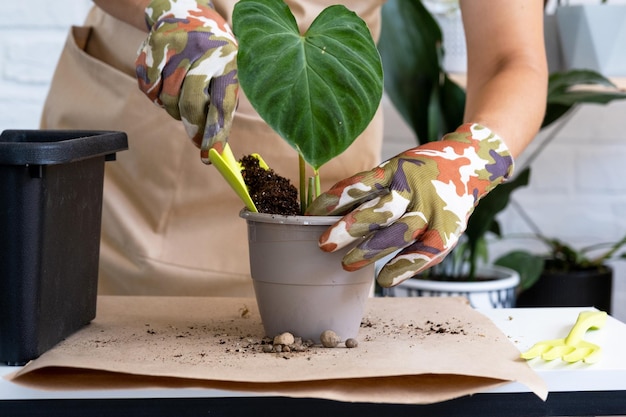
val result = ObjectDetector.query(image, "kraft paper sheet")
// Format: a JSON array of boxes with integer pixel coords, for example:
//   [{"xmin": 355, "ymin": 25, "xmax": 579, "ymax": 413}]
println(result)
[{"xmin": 8, "ymin": 296, "xmax": 547, "ymax": 404}]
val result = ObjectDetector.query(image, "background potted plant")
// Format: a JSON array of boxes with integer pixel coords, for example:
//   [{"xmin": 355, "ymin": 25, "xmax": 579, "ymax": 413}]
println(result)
[
  {"xmin": 492, "ymin": 70, "xmax": 626, "ymax": 313},
  {"xmin": 230, "ymin": 0, "xmax": 383, "ymax": 342},
  {"xmin": 377, "ymin": 0, "xmax": 626, "ymax": 308},
  {"xmin": 552, "ymin": 0, "xmax": 626, "ymax": 77},
  {"xmin": 494, "ymin": 227, "xmax": 626, "ymax": 313}
]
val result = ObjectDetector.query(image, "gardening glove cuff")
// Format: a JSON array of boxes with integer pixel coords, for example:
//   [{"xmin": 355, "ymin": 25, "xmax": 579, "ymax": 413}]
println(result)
[
  {"xmin": 136, "ymin": 0, "xmax": 239, "ymax": 162},
  {"xmin": 306, "ymin": 123, "xmax": 514, "ymax": 287}
]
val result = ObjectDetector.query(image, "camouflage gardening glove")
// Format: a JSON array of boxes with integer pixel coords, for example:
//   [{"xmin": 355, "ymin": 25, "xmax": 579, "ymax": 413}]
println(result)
[
  {"xmin": 135, "ymin": 0, "xmax": 239, "ymax": 162},
  {"xmin": 306, "ymin": 123, "xmax": 514, "ymax": 287}
]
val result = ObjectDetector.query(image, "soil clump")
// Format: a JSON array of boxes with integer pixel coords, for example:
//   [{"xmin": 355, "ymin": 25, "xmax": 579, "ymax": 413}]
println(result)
[{"xmin": 239, "ymin": 155, "xmax": 300, "ymax": 215}]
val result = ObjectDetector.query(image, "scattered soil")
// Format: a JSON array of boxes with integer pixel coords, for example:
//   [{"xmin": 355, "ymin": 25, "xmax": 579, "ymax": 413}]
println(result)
[
  {"xmin": 359, "ymin": 316, "xmax": 468, "ymax": 339},
  {"xmin": 239, "ymin": 155, "xmax": 300, "ymax": 215},
  {"xmin": 68, "ymin": 306, "xmax": 478, "ymax": 365}
]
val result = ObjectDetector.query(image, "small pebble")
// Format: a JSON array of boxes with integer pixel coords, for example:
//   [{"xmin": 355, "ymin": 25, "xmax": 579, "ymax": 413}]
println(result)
[
  {"xmin": 320, "ymin": 330, "xmax": 340, "ymax": 348},
  {"xmin": 273, "ymin": 332, "xmax": 295, "ymax": 346},
  {"xmin": 345, "ymin": 338, "xmax": 358, "ymax": 348}
]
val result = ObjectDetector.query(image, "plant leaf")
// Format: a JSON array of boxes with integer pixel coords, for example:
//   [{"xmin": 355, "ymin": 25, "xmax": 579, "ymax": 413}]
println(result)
[
  {"xmin": 543, "ymin": 70, "xmax": 626, "ymax": 128},
  {"xmin": 494, "ymin": 250, "xmax": 544, "ymax": 291},
  {"xmin": 233, "ymin": 0, "xmax": 383, "ymax": 169},
  {"xmin": 440, "ymin": 74, "xmax": 466, "ymax": 132},
  {"xmin": 379, "ymin": 0, "xmax": 444, "ymax": 143}
]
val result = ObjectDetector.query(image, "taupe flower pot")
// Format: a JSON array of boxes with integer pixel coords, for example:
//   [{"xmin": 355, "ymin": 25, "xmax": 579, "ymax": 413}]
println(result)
[{"xmin": 240, "ymin": 210, "xmax": 374, "ymax": 343}]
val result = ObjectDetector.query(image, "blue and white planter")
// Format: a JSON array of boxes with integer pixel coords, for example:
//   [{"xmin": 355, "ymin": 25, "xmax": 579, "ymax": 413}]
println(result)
[{"xmin": 383, "ymin": 265, "xmax": 520, "ymax": 309}]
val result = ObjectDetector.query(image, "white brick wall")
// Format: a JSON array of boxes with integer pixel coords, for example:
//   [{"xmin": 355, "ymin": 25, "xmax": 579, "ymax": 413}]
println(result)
[
  {"xmin": 0, "ymin": 1, "xmax": 92, "ymax": 130},
  {"xmin": 3, "ymin": 1, "xmax": 626, "ymax": 321}
]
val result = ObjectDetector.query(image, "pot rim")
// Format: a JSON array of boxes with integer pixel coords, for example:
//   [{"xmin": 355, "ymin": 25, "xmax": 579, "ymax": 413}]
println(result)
[
  {"xmin": 396, "ymin": 265, "xmax": 520, "ymax": 292},
  {"xmin": 239, "ymin": 208, "xmax": 341, "ymax": 226}
]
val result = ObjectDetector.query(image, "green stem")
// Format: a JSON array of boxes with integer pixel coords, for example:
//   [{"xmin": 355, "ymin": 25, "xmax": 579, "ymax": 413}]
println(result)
[
  {"xmin": 315, "ymin": 170, "xmax": 321, "ymax": 197},
  {"xmin": 307, "ymin": 177, "xmax": 315, "ymax": 209},
  {"xmin": 589, "ymin": 234, "xmax": 626, "ymax": 266},
  {"xmin": 299, "ymin": 154, "xmax": 306, "ymax": 215},
  {"xmin": 305, "ymin": 170, "xmax": 321, "ymax": 210}
]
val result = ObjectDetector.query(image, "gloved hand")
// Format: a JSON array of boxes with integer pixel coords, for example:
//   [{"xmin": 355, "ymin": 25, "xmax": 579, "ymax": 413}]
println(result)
[
  {"xmin": 306, "ymin": 123, "xmax": 514, "ymax": 287},
  {"xmin": 135, "ymin": 0, "xmax": 238, "ymax": 161}
]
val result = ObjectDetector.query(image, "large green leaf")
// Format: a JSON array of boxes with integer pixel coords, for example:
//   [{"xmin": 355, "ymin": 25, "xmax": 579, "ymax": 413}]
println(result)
[
  {"xmin": 232, "ymin": 0, "xmax": 383, "ymax": 170},
  {"xmin": 378, "ymin": 0, "xmax": 443, "ymax": 144}
]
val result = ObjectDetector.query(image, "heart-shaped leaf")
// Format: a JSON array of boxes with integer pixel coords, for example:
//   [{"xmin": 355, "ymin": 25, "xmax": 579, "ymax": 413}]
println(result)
[{"xmin": 233, "ymin": 0, "xmax": 383, "ymax": 170}]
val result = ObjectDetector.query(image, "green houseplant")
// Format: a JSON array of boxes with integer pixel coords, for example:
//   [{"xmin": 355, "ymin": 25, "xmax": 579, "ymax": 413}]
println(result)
[
  {"xmin": 377, "ymin": 0, "xmax": 626, "ymax": 307},
  {"xmin": 493, "ymin": 69, "xmax": 626, "ymax": 312},
  {"xmin": 234, "ymin": 0, "xmax": 382, "ymax": 212},
  {"xmin": 230, "ymin": 0, "xmax": 383, "ymax": 342},
  {"xmin": 494, "ymin": 228, "xmax": 626, "ymax": 312}
]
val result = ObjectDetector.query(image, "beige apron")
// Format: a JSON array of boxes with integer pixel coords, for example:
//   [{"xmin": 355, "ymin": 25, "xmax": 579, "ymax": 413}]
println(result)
[{"xmin": 40, "ymin": 1, "xmax": 385, "ymax": 296}]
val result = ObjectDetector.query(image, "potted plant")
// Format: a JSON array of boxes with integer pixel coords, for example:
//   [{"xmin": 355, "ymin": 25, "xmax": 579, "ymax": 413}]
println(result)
[
  {"xmin": 553, "ymin": 0, "xmax": 626, "ymax": 77},
  {"xmin": 492, "ymin": 68, "xmax": 626, "ymax": 312},
  {"xmin": 495, "ymin": 231, "xmax": 626, "ymax": 313},
  {"xmin": 229, "ymin": 0, "xmax": 384, "ymax": 342},
  {"xmin": 377, "ymin": 0, "xmax": 626, "ymax": 308}
]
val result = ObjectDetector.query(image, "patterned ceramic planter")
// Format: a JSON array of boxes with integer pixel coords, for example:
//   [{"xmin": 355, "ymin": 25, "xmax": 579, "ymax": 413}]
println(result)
[
  {"xmin": 384, "ymin": 265, "xmax": 520, "ymax": 309},
  {"xmin": 556, "ymin": 5, "xmax": 626, "ymax": 76}
]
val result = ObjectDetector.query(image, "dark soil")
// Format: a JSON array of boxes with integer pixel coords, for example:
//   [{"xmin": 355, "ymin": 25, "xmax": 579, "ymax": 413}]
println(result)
[{"xmin": 239, "ymin": 155, "xmax": 300, "ymax": 215}]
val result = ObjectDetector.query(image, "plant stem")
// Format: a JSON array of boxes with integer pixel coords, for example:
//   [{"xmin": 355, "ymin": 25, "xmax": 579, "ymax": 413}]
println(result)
[
  {"xmin": 590, "ymin": 234, "xmax": 626, "ymax": 265},
  {"xmin": 314, "ymin": 169, "xmax": 321, "ymax": 197},
  {"xmin": 299, "ymin": 154, "xmax": 306, "ymax": 214},
  {"xmin": 307, "ymin": 177, "xmax": 315, "ymax": 208}
]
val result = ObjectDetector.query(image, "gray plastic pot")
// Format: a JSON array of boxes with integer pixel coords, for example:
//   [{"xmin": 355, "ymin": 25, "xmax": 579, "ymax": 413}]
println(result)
[{"xmin": 240, "ymin": 210, "xmax": 374, "ymax": 343}]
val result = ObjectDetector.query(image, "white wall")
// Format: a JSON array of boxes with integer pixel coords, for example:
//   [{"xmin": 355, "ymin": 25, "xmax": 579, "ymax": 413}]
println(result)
[
  {"xmin": 0, "ymin": 2, "xmax": 92, "ymax": 130},
  {"xmin": 2, "ymin": 1, "xmax": 625, "ymax": 321}
]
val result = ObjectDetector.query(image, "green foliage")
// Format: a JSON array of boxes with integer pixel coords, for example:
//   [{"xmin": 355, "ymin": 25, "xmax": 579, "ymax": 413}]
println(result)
[
  {"xmin": 232, "ymin": 0, "xmax": 383, "ymax": 171},
  {"xmin": 378, "ymin": 0, "xmax": 464, "ymax": 143},
  {"xmin": 495, "ymin": 234, "xmax": 626, "ymax": 292},
  {"xmin": 463, "ymin": 168, "xmax": 531, "ymax": 278},
  {"xmin": 494, "ymin": 250, "xmax": 545, "ymax": 292},
  {"xmin": 542, "ymin": 70, "xmax": 626, "ymax": 128}
]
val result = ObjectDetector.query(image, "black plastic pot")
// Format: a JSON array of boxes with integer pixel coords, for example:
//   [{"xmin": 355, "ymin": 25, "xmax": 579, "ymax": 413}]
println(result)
[
  {"xmin": 515, "ymin": 265, "xmax": 613, "ymax": 313},
  {"xmin": 0, "ymin": 130, "xmax": 128, "ymax": 365}
]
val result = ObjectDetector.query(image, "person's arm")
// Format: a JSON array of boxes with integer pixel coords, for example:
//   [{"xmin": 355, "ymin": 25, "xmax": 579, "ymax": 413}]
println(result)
[
  {"xmin": 93, "ymin": 0, "xmax": 151, "ymax": 31},
  {"xmin": 306, "ymin": 0, "xmax": 548, "ymax": 287},
  {"xmin": 461, "ymin": 0, "xmax": 548, "ymax": 158}
]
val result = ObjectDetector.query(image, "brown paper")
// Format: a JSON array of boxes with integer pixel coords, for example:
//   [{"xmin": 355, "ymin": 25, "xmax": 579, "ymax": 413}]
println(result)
[{"xmin": 8, "ymin": 296, "xmax": 547, "ymax": 404}]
